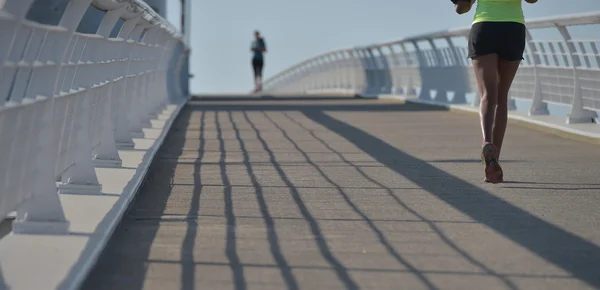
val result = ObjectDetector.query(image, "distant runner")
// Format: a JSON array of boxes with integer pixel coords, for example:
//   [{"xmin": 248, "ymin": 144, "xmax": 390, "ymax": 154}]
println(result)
[
  {"xmin": 251, "ymin": 30, "xmax": 267, "ymax": 93},
  {"xmin": 452, "ymin": 0, "xmax": 538, "ymax": 183}
]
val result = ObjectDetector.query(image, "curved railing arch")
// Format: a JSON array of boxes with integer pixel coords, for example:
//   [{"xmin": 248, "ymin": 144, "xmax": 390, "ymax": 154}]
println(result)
[{"xmin": 263, "ymin": 11, "xmax": 600, "ymax": 124}]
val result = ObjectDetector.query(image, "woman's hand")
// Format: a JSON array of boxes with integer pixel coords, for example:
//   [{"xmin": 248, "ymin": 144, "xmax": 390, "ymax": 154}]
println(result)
[{"xmin": 455, "ymin": 0, "xmax": 475, "ymax": 14}]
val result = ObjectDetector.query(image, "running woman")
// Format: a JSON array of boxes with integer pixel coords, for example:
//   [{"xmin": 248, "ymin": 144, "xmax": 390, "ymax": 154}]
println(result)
[
  {"xmin": 251, "ymin": 30, "xmax": 267, "ymax": 92},
  {"xmin": 453, "ymin": 0, "xmax": 537, "ymax": 183}
]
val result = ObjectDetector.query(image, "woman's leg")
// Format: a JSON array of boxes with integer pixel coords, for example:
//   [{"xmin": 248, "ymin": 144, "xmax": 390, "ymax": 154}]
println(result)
[
  {"xmin": 256, "ymin": 59, "xmax": 264, "ymax": 88},
  {"xmin": 472, "ymin": 54, "xmax": 499, "ymax": 144},
  {"xmin": 493, "ymin": 59, "xmax": 521, "ymax": 159},
  {"xmin": 252, "ymin": 59, "xmax": 260, "ymax": 89},
  {"xmin": 472, "ymin": 53, "xmax": 503, "ymax": 183}
]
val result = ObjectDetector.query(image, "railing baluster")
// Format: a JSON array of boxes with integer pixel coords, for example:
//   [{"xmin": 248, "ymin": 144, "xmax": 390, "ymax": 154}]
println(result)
[
  {"xmin": 0, "ymin": 0, "xmax": 188, "ymax": 233},
  {"xmin": 262, "ymin": 13, "xmax": 600, "ymax": 126},
  {"xmin": 90, "ymin": 3, "xmax": 127, "ymax": 168},
  {"xmin": 557, "ymin": 24, "xmax": 598, "ymax": 123}
]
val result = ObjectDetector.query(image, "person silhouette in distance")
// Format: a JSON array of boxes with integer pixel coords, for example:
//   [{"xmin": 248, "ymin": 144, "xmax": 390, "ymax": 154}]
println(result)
[{"xmin": 251, "ymin": 30, "xmax": 267, "ymax": 93}]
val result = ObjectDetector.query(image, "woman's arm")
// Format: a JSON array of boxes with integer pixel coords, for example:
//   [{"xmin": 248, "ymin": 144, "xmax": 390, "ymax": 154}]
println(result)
[
  {"xmin": 524, "ymin": 0, "xmax": 537, "ymax": 3},
  {"xmin": 454, "ymin": 0, "xmax": 475, "ymax": 14}
]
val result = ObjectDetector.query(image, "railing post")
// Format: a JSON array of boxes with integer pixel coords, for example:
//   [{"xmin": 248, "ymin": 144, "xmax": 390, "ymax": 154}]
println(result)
[
  {"xmin": 346, "ymin": 51, "xmax": 354, "ymax": 93},
  {"xmin": 14, "ymin": 0, "xmax": 96, "ymax": 234},
  {"xmin": 426, "ymin": 39, "xmax": 449, "ymax": 103},
  {"xmin": 385, "ymin": 44, "xmax": 401, "ymax": 94},
  {"xmin": 303, "ymin": 64, "xmax": 310, "ymax": 93},
  {"xmin": 96, "ymin": 4, "xmax": 127, "ymax": 36},
  {"xmin": 302, "ymin": 63, "xmax": 310, "ymax": 92},
  {"xmin": 313, "ymin": 58, "xmax": 322, "ymax": 91},
  {"xmin": 301, "ymin": 65, "xmax": 309, "ymax": 93},
  {"xmin": 365, "ymin": 48, "xmax": 375, "ymax": 94},
  {"xmin": 525, "ymin": 28, "xmax": 549, "ymax": 116},
  {"xmin": 154, "ymin": 30, "xmax": 175, "ymax": 108},
  {"xmin": 363, "ymin": 48, "xmax": 376, "ymax": 95},
  {"xmin": 397, "ymin": 42, "xmax": 416, "ymax": 97},
  {"xmin": 58, "ymin": 86, "xmax": 103, "ymax": 193},
  {"xmin": 319, "ymin": 57, "xmax": 327, "ymax": 90},
  {"xmin": 350, "ymin": 49, "xmax": 365, "ymax": 94},
  {"xmin": 0, "ymin": 0, "xmax": 37, "ymax": 105},
  {"xmin": 444, "ymin": 36, "xmax": 469, "ymax": 104},
  {"xmin": 324, "ymin": 55, "xmax": 332, "ymax": 90},
  {"xmin": 338, "ymin": 51, "xmax": 348, "ymax": 91},
  {"xmin": 314, "ymin": 59, "xmax": 321, "ymax": 91},
  {"xmin": 91, "ymin": 3, "xmax": 128, "ymax": 168},
  {"xmin": 321, "ymin": 54, "xmax": 331, "ymax": 90},
  {"xmin": 113, "ymin": 14, "xmax": 141, "ymax": 148},
  {"xmin": 355, "ymin": 48, "xmax": 368, "ymax": 94},
  {"xmin": 56, "ymin": 0, "xmax": 105, "ymax": 195},
  {"xmin": 340, "ymin": 51, "xmax": 351, "ymax": 91},
  {"xmin": 338, "ymin": 52, "xmax": 346, "ymax": 91},
  {"xmin": 461, "ymin": 34, "xmax": 482, "ymax": 108},
  {"xmin": 124, "ymin": 22, "xmax": 150, "ymax": 139},
  {"xmin": 331, "ymin": 53, "xmax": 341, "ymax": 90},
  {"xmin": 444, "ymin": 37, "xmax": 460, "ymax": 66},
  {"xmin": 306, "ymin": 60, "xmax": 314, "ymax": 91},
  {"xmin": 334, "ymin": 53, "xmax": 342, "ymax": 90},
  {"xmin": 135, "ymin": 26, "xmax": 160, "ymax": 129},
  {"xmin": 308, "ymin": 61, "xmax": 314, "ymax": 91},
  {"xmin": 556, "ymin": 24, "xmax": 598, "ymax": 123},
  {"xmin": 411, "ymin": 40, "xmax": 431, "ymax": 101},
  {"xmin": 375, "ymin": 46, "xmax": 391, "ymax": 94}
]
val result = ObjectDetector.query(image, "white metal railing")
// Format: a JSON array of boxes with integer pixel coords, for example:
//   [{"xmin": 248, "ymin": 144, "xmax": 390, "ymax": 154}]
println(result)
[
  {"xmin": 263, "ymin": 11, "xmax": 600, "ymax": 124},
  {"xmin": 0, "ymin": 0, "xmax": 189, "ymax": 233}
]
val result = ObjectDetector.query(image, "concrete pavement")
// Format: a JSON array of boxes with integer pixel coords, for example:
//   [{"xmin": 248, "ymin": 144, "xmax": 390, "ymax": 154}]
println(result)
[{"xmin": 83, "ymin": 95, "xmax": 600, "ymax": 290}]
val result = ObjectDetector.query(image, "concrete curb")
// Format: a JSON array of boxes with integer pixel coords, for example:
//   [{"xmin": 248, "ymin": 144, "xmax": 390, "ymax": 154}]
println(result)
[{"xmin": 358, "ymin": 94, "xmax": 600, "ymax": 146}]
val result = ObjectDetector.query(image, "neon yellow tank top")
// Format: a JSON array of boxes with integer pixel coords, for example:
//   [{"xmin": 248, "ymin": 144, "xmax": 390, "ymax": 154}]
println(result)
[{"xmin": 473, "ymin": 0, "xmax": 525, "ymax": 24}]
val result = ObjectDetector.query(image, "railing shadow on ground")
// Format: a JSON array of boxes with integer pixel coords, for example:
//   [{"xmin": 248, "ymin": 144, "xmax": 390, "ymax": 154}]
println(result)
[
  {"xmin": 276, "ymin": 111, "xmax": 519, "ymax": 289},
  {"xmin": 82, "ymin": 98, "xmax": 447, "ymax": 290},
  {"xmin": 197, "ymin": 97, "xmax": 600, "ymax": 289},
  {"xmin": 84, "ymin": 97, "xmax": 600, "ymax": 289},
  {"xmin": 226, "ymin": 111, "xmax": 299, "ymax": 289},
  {"xmin": 213, "ymin": 111, "xmax": 247, "ymax": 290},
  {"xmin": 257, "ymin": 111, "xmax": 465, "ymax": 289},
  {"xmin": 298, "ymin": 108, "xmax": 600, "ymax": 289},
  {"xmin": 236, "ymin": 110, "xmax": 359, "ymax": 290}
]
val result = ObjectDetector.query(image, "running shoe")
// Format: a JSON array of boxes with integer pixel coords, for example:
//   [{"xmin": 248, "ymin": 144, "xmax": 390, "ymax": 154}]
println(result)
[{"xmin": 481, "ymin": 142, "xmax": 503, "ymax": 183}]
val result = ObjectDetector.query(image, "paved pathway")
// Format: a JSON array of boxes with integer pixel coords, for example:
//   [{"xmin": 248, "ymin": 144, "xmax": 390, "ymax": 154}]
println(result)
[{"xmin": 83, "ymin": 95, "xmax": 600, "ymax": 290}]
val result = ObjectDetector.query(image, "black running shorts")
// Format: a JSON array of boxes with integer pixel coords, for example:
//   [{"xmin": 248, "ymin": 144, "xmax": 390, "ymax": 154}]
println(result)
[
  {"xmin": 252, "ymin": 58, "xmax": 264, "ymax": 78},
  {"xmin": 467, "ymin": 21, "xmax": 526, "ymax": 61}
]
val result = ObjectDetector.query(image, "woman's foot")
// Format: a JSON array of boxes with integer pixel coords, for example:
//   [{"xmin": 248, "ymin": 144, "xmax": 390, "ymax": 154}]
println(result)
[{"xmin": 481, "ymin": 143, "xmax": 503, "ymax": 183}]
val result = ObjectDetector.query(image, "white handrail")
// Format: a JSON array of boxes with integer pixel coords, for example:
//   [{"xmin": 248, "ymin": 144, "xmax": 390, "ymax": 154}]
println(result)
[
  {"xmin": 263, "ymin": 11, "xmax": 600, "ymax": 124},
  {"xmin": 0, "ymin": 0, "xmax": 189, "ymax": 233}
]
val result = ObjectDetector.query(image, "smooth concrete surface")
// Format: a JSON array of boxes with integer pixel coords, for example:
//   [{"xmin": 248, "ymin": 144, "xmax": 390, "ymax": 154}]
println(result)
[
  {"xmin": 378, "ymin": 94, "xmax": 600, "ymax": 145},
  {"xmin": 84, "ymin": 96, "xmax": 600, "ymax": 290},
  {"xmin": 0, "ymin": 103, "xmax": 185, "ymax": 290}
]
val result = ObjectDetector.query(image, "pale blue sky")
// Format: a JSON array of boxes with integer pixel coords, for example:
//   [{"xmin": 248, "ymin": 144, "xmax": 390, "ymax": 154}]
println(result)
[{"xmin": 165, "ymin": 0, "xmax": 600, "ymax": 94}]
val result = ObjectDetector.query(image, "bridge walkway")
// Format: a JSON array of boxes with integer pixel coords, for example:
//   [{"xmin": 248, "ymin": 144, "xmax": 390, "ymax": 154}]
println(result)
[{"xmin": 83, "ymin": 95, "xmax": 600, "ymax": 290}]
